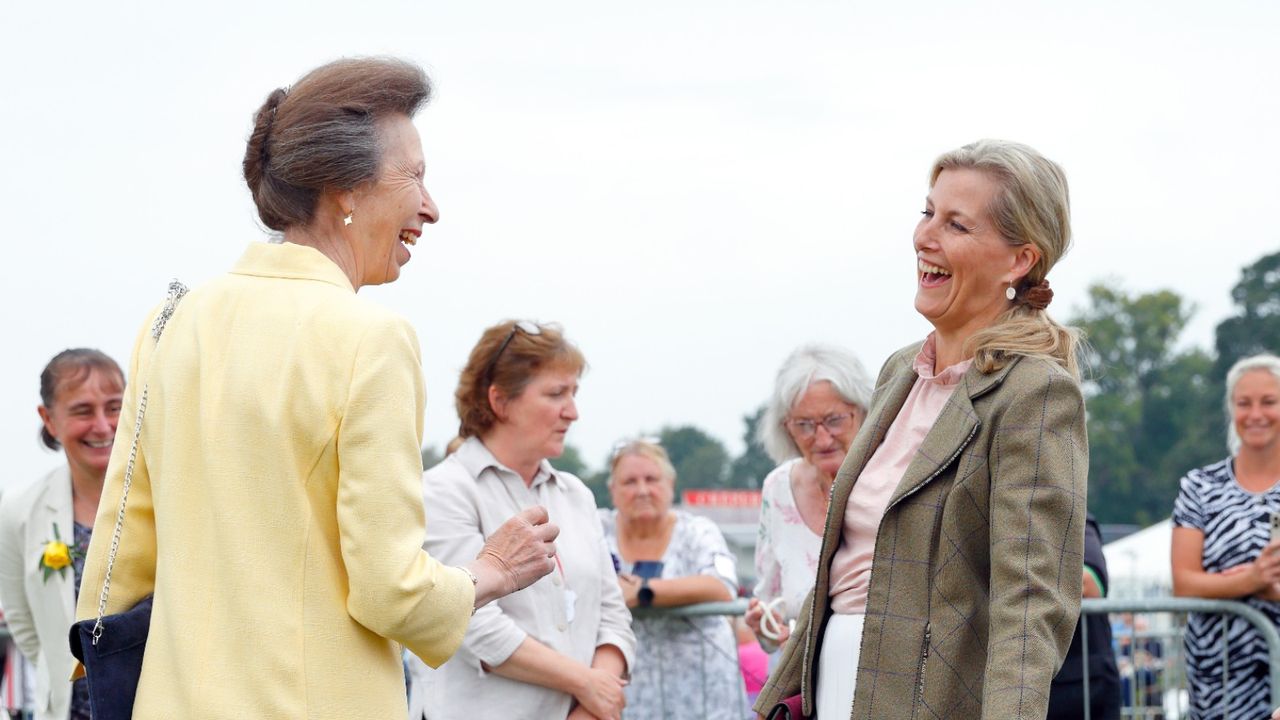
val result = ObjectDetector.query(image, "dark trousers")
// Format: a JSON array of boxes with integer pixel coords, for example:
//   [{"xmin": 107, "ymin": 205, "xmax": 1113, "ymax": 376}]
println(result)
[{"xmin": 1047, "ymin": 673, "xmax": 1123, "ymax": 720}]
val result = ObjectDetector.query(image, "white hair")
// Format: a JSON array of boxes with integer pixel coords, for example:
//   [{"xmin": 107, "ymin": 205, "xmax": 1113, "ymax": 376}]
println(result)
[
  {"xmin": 1225, "ymin": 353, "xmax": 1280, "ymax": 455},
  {"xmin": 758, "ymin": 344, "xmax": 872, "ymax": 463}
]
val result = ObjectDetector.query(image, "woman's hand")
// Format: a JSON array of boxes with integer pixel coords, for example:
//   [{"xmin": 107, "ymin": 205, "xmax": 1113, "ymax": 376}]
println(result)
[
  {"xmin": 745, "ymin": 597, "xmax": 788, "ymax": 647},
  {"xmin": 616, "ymin": 574, "xmax": 641, "ymax": 608},
  {"xmin": 1217, "ymin": 540, "xmax": 1280, "ymax": 593},
  {"xmin": 566, "ymin": 706, "xmax": 599, "ymax": 720},
  {"xmin": 470, "ymin": 505, "xmax": 560, "ymax": 607},
  {"xmin": 571, "ymin": 666, "xmax": 627, "ymax": 720}
]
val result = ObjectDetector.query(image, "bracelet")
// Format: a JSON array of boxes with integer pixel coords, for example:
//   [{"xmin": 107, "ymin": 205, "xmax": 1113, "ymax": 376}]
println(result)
[{"xmin": 458, "ymin": 566, "xmax": 479, "ymax": 615}]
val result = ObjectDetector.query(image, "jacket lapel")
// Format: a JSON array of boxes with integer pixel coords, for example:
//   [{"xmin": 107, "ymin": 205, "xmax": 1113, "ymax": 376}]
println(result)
[
  {"xmin": 886, "ymin": 357, "xmax": 1019, "ymax": 510},
  {"xmin": 41, "ymin": 466, "xmax": 77, "ymax": 625},
  {"xmin": 819, "ymin": 353, "xmax": 918, "ymax": 586}
]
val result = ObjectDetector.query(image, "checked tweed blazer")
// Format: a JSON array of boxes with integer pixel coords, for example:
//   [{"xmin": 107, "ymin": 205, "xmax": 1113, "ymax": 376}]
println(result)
[{"xmin": 754, "ymin": 342, "xmax": 1087, "ymax": 720}]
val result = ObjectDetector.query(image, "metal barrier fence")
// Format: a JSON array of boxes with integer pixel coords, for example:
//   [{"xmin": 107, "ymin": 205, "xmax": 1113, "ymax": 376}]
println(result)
[
  {"xmin": 5, "ymin": 598, "xmax": 1276, "ymax": 719},
  {"xmin": 643, "ymin": 597, "xmax": 1280, "ymax": 720},
  {"xmin": 1080, "ymin": 597, "xmax": 1280, "ymax": 720}
]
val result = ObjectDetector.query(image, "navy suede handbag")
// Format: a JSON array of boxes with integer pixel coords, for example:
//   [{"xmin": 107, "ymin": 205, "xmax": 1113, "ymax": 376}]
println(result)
[
  {"xmin": 67, "ymin": 281, "xmax": 186, "ymax": 720},
  {"xmin": 69, "ymin": 595, "xmax": 154, "ymax": 720}
]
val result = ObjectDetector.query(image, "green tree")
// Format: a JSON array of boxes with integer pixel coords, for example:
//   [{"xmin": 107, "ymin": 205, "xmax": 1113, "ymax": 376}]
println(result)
[
  {"xmin": 727, "ymin": 405, "xmax": 775, "ymax": 489},
  {"xmin": 1214, "ymin": 251, "xmax": 1280, "ymax": 379},
  {"xmin": 659, "ymin": 425, "xmax": 729, "ymax": 497},
  {"xmin": 1070, "ymin": 282, "xmax": 1221, "ymax": 526},
  {"xmin": 555, "ymin": 444, "xmax": 613, "ymax": 509}
]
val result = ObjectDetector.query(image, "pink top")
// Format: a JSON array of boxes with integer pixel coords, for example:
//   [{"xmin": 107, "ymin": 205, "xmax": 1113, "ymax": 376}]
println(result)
[{"xmin": 829, "ymin": 335, "xmax": 972, "ymax": 615}]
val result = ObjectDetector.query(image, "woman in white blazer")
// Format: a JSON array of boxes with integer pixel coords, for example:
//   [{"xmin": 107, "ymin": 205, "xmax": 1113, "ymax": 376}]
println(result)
[{"xmin": 0, "ymin": 349, "xmax": 124, "ymax": 720}]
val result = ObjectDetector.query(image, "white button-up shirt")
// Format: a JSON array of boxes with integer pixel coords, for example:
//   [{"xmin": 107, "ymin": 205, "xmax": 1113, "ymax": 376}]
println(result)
[{"xmin": 408, "ymin": 437, "xmax": 636, "ymax": 720}]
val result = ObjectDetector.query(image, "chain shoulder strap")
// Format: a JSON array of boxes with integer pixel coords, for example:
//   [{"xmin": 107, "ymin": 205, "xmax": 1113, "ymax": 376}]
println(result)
[{"xmin": 92, "ymin": 280, "xmax": 188, "ymax": 645}]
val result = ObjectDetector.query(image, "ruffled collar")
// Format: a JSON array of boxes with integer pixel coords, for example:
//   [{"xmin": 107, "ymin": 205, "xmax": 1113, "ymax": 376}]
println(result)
[{"xmin": 912, "ymin": 333, "xmax": 973, "ymax": 386}]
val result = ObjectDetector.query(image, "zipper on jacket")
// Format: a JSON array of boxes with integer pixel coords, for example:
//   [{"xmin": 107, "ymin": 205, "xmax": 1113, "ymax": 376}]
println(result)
[
  {"xmin": 885, "ymin": 421, "xmax": 980, "ymax": 514},
  {"xmin": 915, "ymin": 622, "xmax": 932, "ymax": 710}
]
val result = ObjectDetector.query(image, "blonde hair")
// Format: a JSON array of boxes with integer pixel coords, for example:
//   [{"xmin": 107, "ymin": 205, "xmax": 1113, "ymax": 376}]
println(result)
[
  {"xmin": 1224, "ymin": 353, "xmax": 1280, "ymax": 455},
  {"xmin": 930, "ymin": 139, "xmax": 1082, "ymax": 378},
  {"xmin": 609, "ymin": 440, "xmax": 677, "ymax": 485}
]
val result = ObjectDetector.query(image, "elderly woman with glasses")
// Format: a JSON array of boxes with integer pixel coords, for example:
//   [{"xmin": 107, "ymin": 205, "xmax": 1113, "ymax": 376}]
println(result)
[
  {"xmin": 410, "ymin": 320, "xmax": 636, "ymax": 720},
  {"xmin": 599, "ymin": 439, "xmax": 747, "ymax": 720},
  {"xmin": 743, "ymin": 344, "xmax": 871, "ymax": 655}
]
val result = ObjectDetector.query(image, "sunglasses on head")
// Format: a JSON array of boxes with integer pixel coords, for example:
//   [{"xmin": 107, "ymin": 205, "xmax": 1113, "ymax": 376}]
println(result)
[{"xmin": 484, "ymin": 320, "xmax": 542, "ymax": 383}]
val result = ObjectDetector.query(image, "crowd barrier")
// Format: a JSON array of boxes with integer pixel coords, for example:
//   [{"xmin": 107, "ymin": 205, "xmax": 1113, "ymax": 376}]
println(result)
[
  {"xmin": 1079, "ymin": 597, "xmax": 1280, "ymax": 720},
  {"xmin": 5, "ymin": 597, "xmax": 1276, "ymax": 719}
]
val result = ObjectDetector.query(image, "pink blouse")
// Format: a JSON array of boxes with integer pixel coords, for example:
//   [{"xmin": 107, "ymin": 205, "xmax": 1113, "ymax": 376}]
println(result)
[{"xmin": 828, "ymin": 335, "xmax": 972, "ymax": 615}]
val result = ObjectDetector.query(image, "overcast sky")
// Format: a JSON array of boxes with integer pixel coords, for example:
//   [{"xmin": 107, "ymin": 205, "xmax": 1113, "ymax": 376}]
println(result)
[{"xmin": 4, "ymin": 0, "xmax": 1277, "ymax": 494}]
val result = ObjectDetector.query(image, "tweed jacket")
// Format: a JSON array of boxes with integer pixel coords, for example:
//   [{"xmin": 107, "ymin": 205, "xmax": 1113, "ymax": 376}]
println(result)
[
  {"xmin": 73, "ymin": 242, "xmax": 475, "ymax": 719},
  {"xmin": 0, "ymin": 466, "xmax": 76, "ymax": 720},
  {"xmin": 754, "ymin": 342, "xmax": 1087, "ymax": 720}
]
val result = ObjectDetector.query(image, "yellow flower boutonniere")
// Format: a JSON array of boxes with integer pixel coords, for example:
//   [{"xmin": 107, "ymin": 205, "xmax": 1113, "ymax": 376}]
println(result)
[{"xmin": 36, "ymin": 522, "xmax": 82, "ymax": 583}]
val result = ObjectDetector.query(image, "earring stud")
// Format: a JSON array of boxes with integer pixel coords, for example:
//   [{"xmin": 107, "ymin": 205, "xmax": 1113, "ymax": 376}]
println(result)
[
  {"xmin": 1005, "ymin": 286, "xmax": 1016, "ymax": 301},
  {"xmin": 343, "ymin": 211, "xmax": 353, "ymax": 226}
]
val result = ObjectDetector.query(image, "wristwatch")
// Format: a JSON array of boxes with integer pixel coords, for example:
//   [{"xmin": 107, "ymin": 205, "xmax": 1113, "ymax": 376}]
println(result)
[{"xmin": 637, "ymin": 578, "xmax": 655, "ymax": 608}]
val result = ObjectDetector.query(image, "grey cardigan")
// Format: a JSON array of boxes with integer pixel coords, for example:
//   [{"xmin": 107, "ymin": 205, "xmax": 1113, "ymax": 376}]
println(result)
[{"xmin": 754, "ymin": 343, "xmax": 1088, "ymax": 720}]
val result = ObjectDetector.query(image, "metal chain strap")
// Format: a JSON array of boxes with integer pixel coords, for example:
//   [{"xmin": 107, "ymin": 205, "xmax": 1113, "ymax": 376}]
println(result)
[{"xmin": 91, "ymin": 280, "xmax": 187, "ymax": 645}]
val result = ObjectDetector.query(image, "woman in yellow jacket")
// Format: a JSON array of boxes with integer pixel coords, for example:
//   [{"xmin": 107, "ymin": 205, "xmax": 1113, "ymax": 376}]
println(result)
[{"xmin": 74, "ymin": 57, "xmax": 558, "ymax": 719}]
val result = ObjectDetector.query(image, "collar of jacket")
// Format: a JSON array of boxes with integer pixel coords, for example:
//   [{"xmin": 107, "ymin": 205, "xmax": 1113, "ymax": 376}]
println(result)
[
  {"xmin": 230, "ymin": 241, "xmax": 355, "ymax": 292},
  {"xmin": 833, "ymin": 342, "xmax": 1022, "ymax": 518}
]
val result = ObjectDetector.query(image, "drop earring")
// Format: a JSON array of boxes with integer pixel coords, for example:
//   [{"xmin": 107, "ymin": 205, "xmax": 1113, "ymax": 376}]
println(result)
[
  {"xmin": 343, "ymin": 210, "xmax": 354, "ymax": 226},
  {"xmin": 1005, "ymin": 285, "xmax": 1016, "ymax": 301}
]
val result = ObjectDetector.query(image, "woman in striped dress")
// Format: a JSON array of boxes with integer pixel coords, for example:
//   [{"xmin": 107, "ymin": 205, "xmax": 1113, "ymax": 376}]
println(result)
[{"xmin": 1172, "ymin": 353, "xmax": 1280, "ymax": 720}]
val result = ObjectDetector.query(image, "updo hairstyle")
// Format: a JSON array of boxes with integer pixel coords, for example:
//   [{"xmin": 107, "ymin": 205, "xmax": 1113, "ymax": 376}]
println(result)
[{"xmin": 242, "ymin": 57, "xmax": 431, "ymax": 231}]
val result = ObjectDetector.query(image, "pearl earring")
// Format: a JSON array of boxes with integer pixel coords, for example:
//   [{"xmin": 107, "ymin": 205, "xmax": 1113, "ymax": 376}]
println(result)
[
  {"xmin": 1005, "ymin": 286, "xmax": 1016, "ymax": 301},
  {"xmin": 343, "ymin": 211, "xmax": 354, "ymax": 226}
]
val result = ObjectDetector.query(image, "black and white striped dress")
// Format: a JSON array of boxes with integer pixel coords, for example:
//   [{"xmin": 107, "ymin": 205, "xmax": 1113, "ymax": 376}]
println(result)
[{"xmin": 1172, "ymin": 457, "xmax": 1280, "ymax": 720}]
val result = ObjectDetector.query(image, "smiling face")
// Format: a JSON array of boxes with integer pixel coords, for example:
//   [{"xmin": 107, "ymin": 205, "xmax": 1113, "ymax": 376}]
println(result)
[
  {"xmin": 1232, "ymin": 369, "xmax": 1280, "ymax": 453},
  {"xmin": 610, "ymin": 453, "xmax": 675, "ymax": 524},
  {"xmin": 913, "ymin": 168, "xmax": 1040, "ymax": 340},
  {"xmin": 495, "ymin": 366, "xmax": 580, "ymax": 461},
  {"xmin": 38, "ymin": 368, "xmax": 124, "ymax": 482},
  {"xmin": 349, "ymin": 114, "xmax": 439, "ymax": 287},
  {"xmin": 785, "ymin": 380, "xmax": 863, "ymax": 480}
]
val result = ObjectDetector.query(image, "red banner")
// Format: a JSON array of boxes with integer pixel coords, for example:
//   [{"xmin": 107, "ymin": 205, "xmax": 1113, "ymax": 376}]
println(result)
[{"xmin": 681, "ymin": 489, "xmax": 762, "ymax": 508}]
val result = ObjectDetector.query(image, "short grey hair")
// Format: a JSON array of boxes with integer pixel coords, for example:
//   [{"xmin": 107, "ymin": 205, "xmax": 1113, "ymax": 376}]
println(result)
[
  {"xmin": 1225, "ymin": 353, "xmax": 1280, "ymax": 455},
  {"xmin": 758, "ymin": 344, "xmax": 872, "ymax": 463}
]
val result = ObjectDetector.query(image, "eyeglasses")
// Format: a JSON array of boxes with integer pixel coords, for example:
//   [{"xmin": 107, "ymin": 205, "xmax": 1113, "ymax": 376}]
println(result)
[
  {"xmin": 784, "ymin": 413, "xmax": 854, "ymax": 440},
  {"xmin": 484, "ymin": 320, "xmax": 542, "ymax": 383}
]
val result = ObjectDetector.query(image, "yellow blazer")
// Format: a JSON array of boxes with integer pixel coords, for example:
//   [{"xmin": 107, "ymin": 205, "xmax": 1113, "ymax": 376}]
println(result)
[{"xmin": 74, "ymin": 242, "xmax": 474, "ymax": 719}]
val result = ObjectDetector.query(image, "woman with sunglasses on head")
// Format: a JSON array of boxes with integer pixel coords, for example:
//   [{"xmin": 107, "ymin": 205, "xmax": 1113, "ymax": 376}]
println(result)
[
  {"xmin": 599, "ymin": 438, "xmax": 746, "ymax": 720},
  {"xmin": 754, "ymin": 140, "xmax": 1087, "ymax": 719},
  {"xmin": 410, "ymin": 320, "xmax": 635, "ymax": 720},
  {"xmin": 743, "ymin": 345, "xmax": 871, "ymax": 659}
]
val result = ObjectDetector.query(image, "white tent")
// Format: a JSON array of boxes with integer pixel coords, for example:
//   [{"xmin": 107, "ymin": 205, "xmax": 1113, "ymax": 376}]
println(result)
[{"xmin": 1102, "ymin": 518, "xmax": 1173, "ymax": 598}]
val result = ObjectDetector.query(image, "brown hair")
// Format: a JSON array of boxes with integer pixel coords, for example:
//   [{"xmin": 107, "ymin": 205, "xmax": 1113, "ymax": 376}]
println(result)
[
  {"xmin": 455, "ymin": 321, "xmax": 586, "ymax": 439},
  {"xmin": 242, "ymin": 57, "xmax": 431, "ymax": 231},
  {"xmin": 929, "ymin": 139, "xmax": 1082, "ymax": 378},
  {"xmin": 38, "ymin": 348, "xmax": 125, "ymax": 450}
]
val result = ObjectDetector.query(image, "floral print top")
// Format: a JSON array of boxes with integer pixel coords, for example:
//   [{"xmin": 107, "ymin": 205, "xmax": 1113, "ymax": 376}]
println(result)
[
  {"xmin": 753, "ymin": 459, "xmax": 822, "ymax": 623},
  {"xmin": 599, "ymin": 509, "xmax": 747, "ymax": 720}
]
